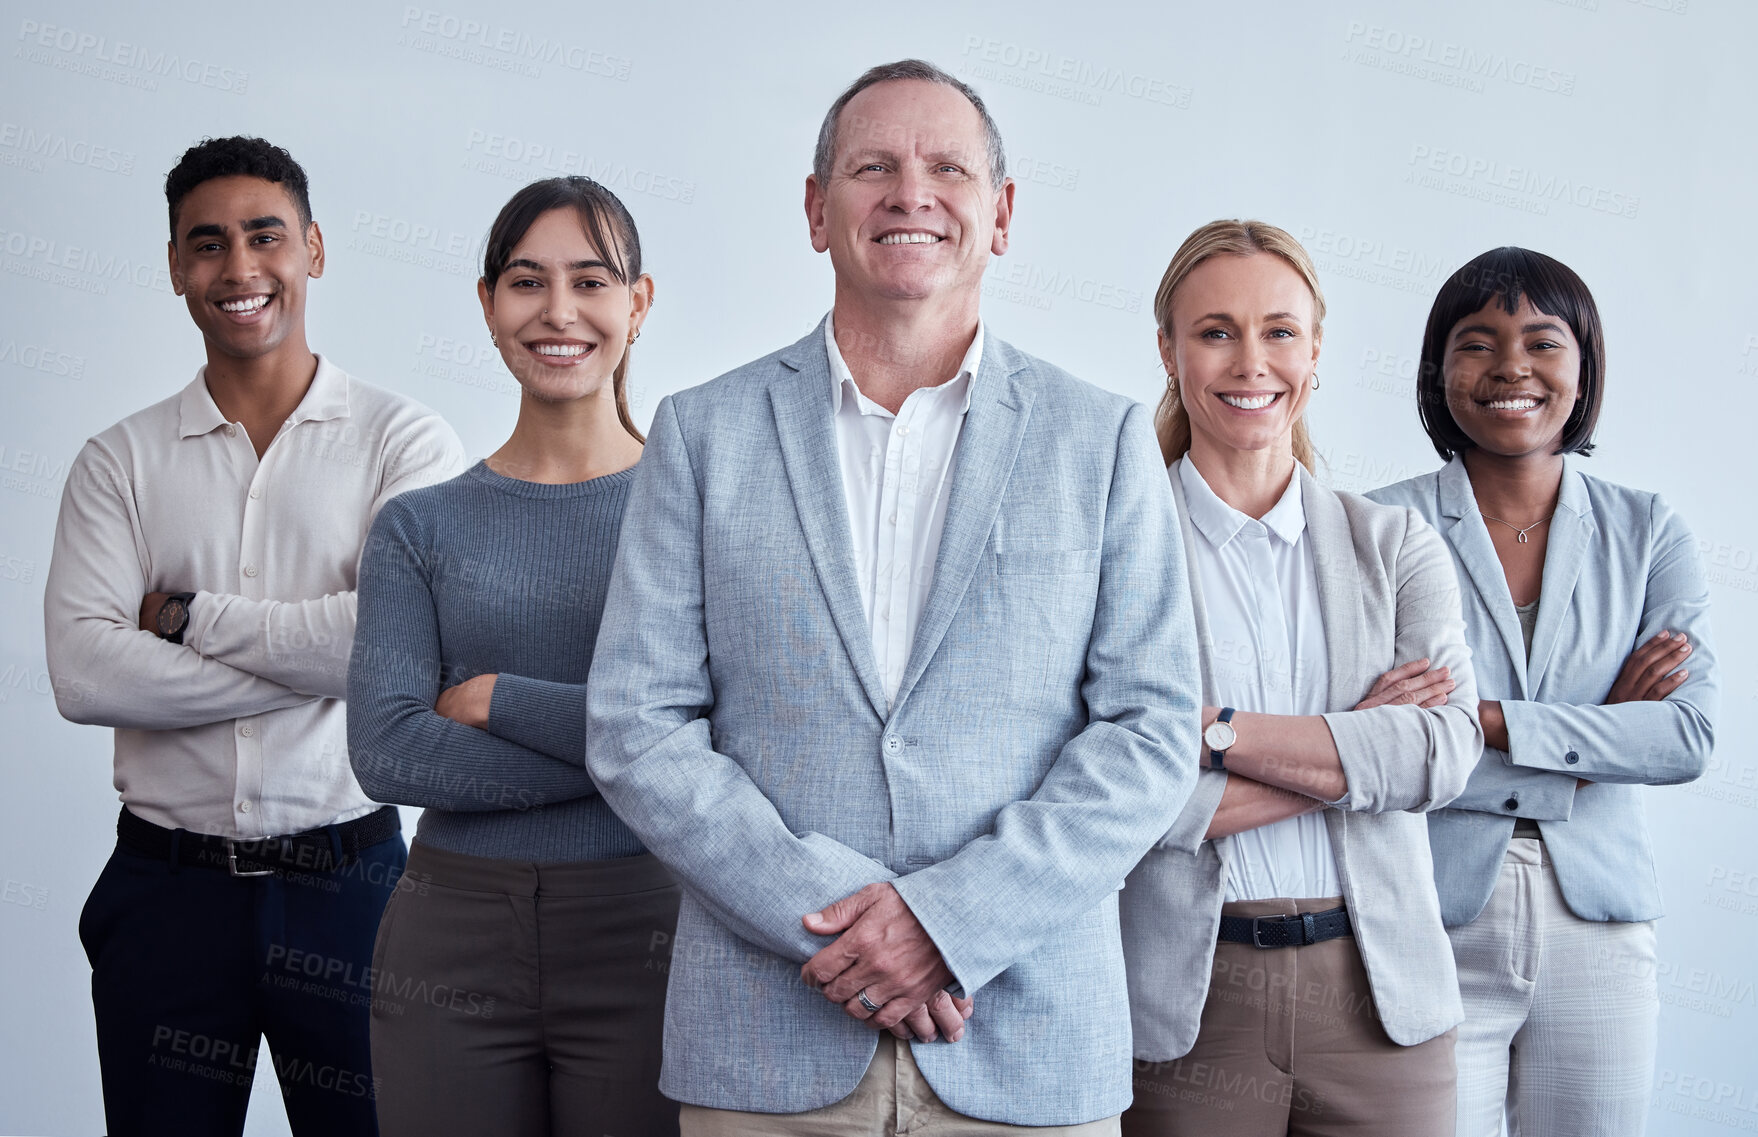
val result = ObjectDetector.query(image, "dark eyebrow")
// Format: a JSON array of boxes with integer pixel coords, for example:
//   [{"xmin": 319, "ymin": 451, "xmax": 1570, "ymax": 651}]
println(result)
[
  {"xmin": 1452, "ymin": 320, "xmax": 1568, "ymax": 340},
  {"xmin": 506, "ymin": 258, "xmax": 611, "ymax": 273},
  {"xmin": 182, "ymin": 216, "xmax": 287, "ymax": 243}
]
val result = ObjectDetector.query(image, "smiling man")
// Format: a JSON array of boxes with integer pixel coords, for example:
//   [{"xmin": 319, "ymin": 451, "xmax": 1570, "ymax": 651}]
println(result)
[
  {"xmin": 43, "ymin": 137, "xmax": 462, "ymax": 1135},
  {"xmin": 586, "ymin": 61, "xmax": 1201, "ymax": 1134}
]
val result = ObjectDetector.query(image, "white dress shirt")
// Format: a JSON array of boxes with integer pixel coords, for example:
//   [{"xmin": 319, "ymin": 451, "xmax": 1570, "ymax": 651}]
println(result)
[
  {"xmin": 1176, "ymin": 457, "xmax": 1340, "ymax": 902},
  {"xmin": 825, "ymin": 314, "xmax": 983, "ymax": 706},
  {"xmin": 45, "ymin": 356, "xmax": 465, "ymax": 838}
]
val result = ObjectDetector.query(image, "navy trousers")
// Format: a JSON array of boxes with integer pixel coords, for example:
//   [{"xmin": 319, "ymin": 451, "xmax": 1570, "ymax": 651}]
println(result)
[{"xmin": 78, "ymin": 826, "xmax": 407, "ymax": 1136}]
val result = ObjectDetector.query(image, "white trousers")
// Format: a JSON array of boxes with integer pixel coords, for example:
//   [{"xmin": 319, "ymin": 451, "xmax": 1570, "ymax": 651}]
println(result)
[{"xmin": 1447, "ymin": 837, "xmax": 1658, "ymax": 1137}]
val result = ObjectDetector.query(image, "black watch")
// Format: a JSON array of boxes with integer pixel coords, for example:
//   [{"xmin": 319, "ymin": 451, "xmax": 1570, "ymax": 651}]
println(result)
[
  {"xmin": 1203, "ymin": 707, "xmax": 1237, "ymax": 770},
  {"xmin": 156, "ymin": 592, "xmax": 196, "ymax": 644}
]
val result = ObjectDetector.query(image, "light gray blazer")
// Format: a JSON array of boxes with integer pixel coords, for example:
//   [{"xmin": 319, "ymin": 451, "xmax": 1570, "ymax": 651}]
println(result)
[
  {"xmin": 1121, "ymin": 465, "xmax": 1481, "ymax": 1061},
  {"xmin": 584, "ymin": 321, "xmax": 1201, "ymax": 1125},
  {"xmin": 1371, "ymin": 457, "xmax": 1717, "ymax": 926}
]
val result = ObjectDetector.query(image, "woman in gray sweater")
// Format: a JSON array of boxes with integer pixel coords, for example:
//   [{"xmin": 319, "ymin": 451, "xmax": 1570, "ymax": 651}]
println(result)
[{"xmin": 347, "ymin": 177, "xmax": 677, "ymax": 1135}]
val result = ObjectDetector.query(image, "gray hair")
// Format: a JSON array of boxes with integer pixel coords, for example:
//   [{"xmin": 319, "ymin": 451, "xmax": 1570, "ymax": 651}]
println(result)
[{"xmin": 812, "ymin": 59, "xmax": 1007, "ymax": 190}]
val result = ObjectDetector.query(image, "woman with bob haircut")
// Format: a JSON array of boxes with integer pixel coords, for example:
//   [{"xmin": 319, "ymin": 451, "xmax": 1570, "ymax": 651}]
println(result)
[
  {"xmin": 1371, "ymin": 247, "xmax": 1717, "ymax": 1136},
  {"xmin": 1120, "ymin": 219, "xmax": 1480, "ymax": 1136},
  {"xmin": 347, "ymin": 176, "xmax": 679, "ymax": 1135}
]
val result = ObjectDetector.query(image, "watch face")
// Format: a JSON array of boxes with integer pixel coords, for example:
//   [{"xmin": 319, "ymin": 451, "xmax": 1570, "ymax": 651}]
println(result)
[
  {"xmin": 157, "ymin": 598, "xmax": 187, "ymax": 639},
  {"xmin": 1204, "ymin": 721, "xmax": 1237, "ymax": 751}
]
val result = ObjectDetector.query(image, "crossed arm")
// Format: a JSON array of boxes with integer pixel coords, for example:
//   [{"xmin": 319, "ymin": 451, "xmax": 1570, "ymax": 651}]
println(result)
[
  {"xmin": 346, "ymin": 499, "xmax": 600, "ymax": 811},
  {"xmin": 103, "ymin": 420, "xmax": 465, "ymax": 710},
  {"xmin": 45, "ymin": 442, "xmax": 318, "ymax": 729},
  {"xmin": 1204, "ymin": 658, "xmax": 1458, "ymax": 840}
]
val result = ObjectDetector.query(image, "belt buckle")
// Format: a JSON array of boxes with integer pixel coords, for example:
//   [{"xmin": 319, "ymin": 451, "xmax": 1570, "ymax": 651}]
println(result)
[
  {"xmin": 1251, "ymin": 913, "xmax": 1293, "ymax": 949},
  {"xmin": 226, "ymin": 838, "xmax": 278, "ymax": 878}
]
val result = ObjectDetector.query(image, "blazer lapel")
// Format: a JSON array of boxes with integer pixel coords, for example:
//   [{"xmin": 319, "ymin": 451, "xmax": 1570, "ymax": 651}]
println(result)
[
  {"xmin": 1438, "ymin": 457, "xmax": 1529, "ymax": 697},
  {"xmin": 1526, "ymin": 459, "xmax": 1595, "ymax": 693},
  {"xmin": 769, "ymin": 324, "xmax": 889, "ymax": 719},
  {"xmin": 1301, "ymin": 469, "xmax": 1367, "ymax": 711},
  {"xmin": 888, "ymin": 343, "xmax": 1034, "ymax": 714}
]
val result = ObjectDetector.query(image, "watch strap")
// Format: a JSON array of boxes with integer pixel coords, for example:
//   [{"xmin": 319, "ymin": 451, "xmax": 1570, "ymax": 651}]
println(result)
[{"xmin": 1208, "ymin": 706, "xmax": 1236, "ymax": 770}]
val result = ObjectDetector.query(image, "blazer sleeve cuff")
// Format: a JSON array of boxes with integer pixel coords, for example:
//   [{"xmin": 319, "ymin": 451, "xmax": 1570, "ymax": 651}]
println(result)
[{"xmin": 1448, "ymin": 756, "xmax": 1578, "ymax": 820}]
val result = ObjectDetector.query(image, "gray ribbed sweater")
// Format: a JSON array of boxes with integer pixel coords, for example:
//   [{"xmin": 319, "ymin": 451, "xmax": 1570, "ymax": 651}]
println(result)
[{"xmin": 347, "ymin": 460, "xmax": 645, "ymax": 861}]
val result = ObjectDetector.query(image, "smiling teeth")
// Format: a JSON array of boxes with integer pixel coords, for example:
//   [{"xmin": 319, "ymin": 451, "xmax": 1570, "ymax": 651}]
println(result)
[
  {"xmin": 533, "ymin": 344, "xmax": 588, "ymax": 357},
  {"xmin": 878, "ymin": 233, "xmax": 941, "ymax": 244},
  {"xmin": 1486, "ymin": 398, "xmax": 1539, "ymax": 410},
  {"xmin": 220, "ymin": 296, "xmax": 268, "ymax": 313},
  {"xmin": 1219, "ymin": 393, "xmax": 1277, "ymax": 410}
]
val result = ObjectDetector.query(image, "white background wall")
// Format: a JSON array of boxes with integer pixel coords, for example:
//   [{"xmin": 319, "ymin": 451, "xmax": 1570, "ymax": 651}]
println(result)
[{"xmin": 2, "ymin": 0, "xmax": 1755, "ymax": 1132}]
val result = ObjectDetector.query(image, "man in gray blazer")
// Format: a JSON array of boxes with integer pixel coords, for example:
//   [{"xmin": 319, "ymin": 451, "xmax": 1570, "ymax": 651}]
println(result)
[{"xmin": 585, "ymin": 59, "xmax": 1201, "ymax": 1133}]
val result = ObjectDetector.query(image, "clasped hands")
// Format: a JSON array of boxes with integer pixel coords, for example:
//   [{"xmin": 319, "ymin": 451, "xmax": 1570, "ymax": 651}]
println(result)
[{"xmin": 800, "ymin": 881, "xmax": 973, "ymax": 1043}]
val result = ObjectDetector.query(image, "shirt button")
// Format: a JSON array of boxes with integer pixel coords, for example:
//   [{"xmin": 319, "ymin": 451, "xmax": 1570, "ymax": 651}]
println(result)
[
  {"xmin": 888, "ymin": 514, "xmax": 897, "ymax": 526},
  {"xmin": 897, "ymin": 425, "xmax": 910, "ymax": 437},
  {"xmin": 249, "ymin": 487, "xmax": 262, "ymax": 500},
  {"xmin": 243, "ymin": 564, "xmax": 258, "ymax": 578},
  {"xmin": 224, "ymin": 424, "xmax": 238, "ymax": 437},
  {"xmin": 885, "ymin": 736, "xmax": 902, "ymax": 755},
  {"xmin": 240, "ymin": 724, "xmax": 255, "ymax": 738},
  {"xmin": 1504, "ymin": 797, "xmax": 1519, "ymax": 811},
  {"xmin": 238, "ymin": 801, "xmax": 252, "ymax": 813},
  {"xmin": 1564, "ymin": 751, "xmax": 1579, "ymax": 764}
]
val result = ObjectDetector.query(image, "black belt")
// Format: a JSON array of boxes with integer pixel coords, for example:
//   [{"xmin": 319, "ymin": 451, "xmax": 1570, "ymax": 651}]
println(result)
[
  {"xmin": 1218, "ymin": 905, "xmax": 1352, "ymax": 949},
  {"xmin": 117, "ymin": 805, "xmax": 400, "ymax": 877}
]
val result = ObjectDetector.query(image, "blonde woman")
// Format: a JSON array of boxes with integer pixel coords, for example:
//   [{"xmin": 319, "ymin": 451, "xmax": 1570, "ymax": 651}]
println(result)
[{"xmin": 1120, "ymin": 220, "xmax": 1480, "ymax": 1136}]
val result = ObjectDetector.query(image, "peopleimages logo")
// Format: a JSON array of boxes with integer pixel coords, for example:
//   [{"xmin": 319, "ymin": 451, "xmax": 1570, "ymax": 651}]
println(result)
[
  {"xmin": 959, "ymin": 37, "xmax": 1192, "ymax": 108},
  {"xmin": 0, "ymin": 123, "xmax": 134, "ymax": 175},
  {"xmin": 397, "ymin": 7, "xmax": 631, "ymax": 80},
  {"xmin": 1406, "ymin": 145, "xmax": 1640, "ymax": 220},
  {"xmin": 1342, "ymin": 22, "xmax": 1576, "ymax": 95},
  {"xmin": 14, "ymin": 19, "xmax": 248, "ymax": 93}
]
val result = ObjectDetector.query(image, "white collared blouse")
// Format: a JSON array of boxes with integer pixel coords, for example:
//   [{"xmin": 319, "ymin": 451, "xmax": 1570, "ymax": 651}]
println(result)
[{"xmin": 1176, "ymin": 457, "xmax": 1339, "ymax": 902}]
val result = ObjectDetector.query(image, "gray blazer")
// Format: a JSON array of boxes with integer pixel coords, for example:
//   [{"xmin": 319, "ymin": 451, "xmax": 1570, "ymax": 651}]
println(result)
[
  {"xmin": 1122, "ymin": 465, "xmax": 1480, "ymax": 1061},
  {"xmin": 584, "ymin": 322, "xmax": 1201, "ymax": 1125},
  {"xmin": 1370, "ymin": 457, "xmax": 1717, "ymax": 925}
]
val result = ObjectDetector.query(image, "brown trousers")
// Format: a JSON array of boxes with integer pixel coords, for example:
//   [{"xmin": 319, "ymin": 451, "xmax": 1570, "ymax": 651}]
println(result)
[
  {"xmin": 1124, "ymin": 897, "xmax": 1455, "ymax": 1137},
  {"xmin": 369, "ymin": 840, "xmax": 681, "ymax": 1136}
]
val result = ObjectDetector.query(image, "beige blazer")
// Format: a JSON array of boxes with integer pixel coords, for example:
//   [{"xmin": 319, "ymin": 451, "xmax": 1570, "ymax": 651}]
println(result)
[{"xmin": 1121, "ymin": 464, "xmax": 1482, "ymax": 1060}]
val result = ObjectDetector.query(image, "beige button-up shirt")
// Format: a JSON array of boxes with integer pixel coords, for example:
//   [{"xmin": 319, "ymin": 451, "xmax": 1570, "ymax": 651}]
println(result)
[{"xmin": 45, "ymin": 356, "xmax": 464, "ymax": 837}]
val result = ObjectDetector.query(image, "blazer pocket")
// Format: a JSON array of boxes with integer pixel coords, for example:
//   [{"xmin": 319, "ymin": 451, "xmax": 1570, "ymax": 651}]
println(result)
[{"xmin": 994, "ymin": 547, "xmax": 1100, "ymax": 575}]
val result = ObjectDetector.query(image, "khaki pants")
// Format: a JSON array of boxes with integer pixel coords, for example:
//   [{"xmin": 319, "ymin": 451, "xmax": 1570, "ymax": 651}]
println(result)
[
  {"xmin": 1124, "ymin": 896, "xmax": 1456, "ymax": 1136},
  {"xmin": 681, "ymin": 1035, "xmax": 1121, "ymax": 1136}
]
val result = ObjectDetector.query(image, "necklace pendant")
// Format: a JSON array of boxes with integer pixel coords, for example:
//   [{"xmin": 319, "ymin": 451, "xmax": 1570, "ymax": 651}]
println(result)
[{"xmin": 1516, "ymin": 530, "xmax": 1529, "ymax": 543}]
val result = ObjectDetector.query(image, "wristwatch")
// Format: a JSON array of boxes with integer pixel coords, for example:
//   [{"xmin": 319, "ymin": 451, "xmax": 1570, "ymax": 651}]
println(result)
[
  {"xmin": 156, "ymin": 592, "xmax": 196, "ymax": 644},
  {"xmin": 1204, "ymin": 707, "xmax": 1237, "ymax": 770}
]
